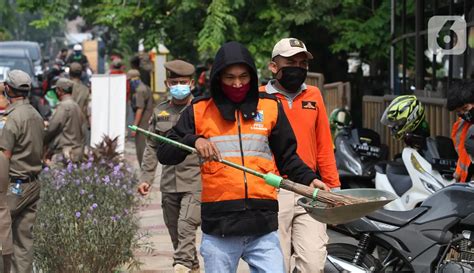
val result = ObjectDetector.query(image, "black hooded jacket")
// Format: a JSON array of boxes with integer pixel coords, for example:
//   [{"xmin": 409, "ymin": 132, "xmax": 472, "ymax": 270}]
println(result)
[{"xmin": 157, "ymin": 41, "xmax": 318, "ymax": 236}]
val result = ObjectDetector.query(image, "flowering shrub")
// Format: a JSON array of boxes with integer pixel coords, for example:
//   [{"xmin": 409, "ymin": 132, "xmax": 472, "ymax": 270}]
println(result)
[{"xmin": 34, "ymin": 149, "xmax": 148, "ymax": 272}]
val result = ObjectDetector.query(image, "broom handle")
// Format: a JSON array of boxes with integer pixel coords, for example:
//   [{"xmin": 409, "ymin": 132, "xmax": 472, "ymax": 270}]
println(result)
[
  {"xmin": 280, "ymin": 179, "xmax": 319, "ymax": 200},
  {"xmin": 129, "ymin": 126, "xmax": 266, "ymax": 178}
]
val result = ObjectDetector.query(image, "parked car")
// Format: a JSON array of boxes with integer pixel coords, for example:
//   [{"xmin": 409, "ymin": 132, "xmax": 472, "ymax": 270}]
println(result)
[
  {"xmin": 0, "ymin": 48, "xmax": 51, "ymax": 119},
  {"xmin": 0, "ymin": 41, "xmax": 43, "ymax": 78}
]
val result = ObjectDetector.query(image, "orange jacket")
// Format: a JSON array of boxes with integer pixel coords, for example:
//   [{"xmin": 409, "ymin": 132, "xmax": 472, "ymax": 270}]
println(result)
[
  {"xmin": 194, "ymin": 96, "xmax": 279, "ymax": 203},
  {"xmin": 451, "ymin": 118, "xmax": 472, "ymax": 182},
  {"xmin": 260, "ymin": 83, "xmax": 340, "ymax": 188}
]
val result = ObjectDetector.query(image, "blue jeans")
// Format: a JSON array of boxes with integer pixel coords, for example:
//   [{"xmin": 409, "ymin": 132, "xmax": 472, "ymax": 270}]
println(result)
[{"xmin": 200, "ymin": 231, "xmax": 285, "ymax": 273}]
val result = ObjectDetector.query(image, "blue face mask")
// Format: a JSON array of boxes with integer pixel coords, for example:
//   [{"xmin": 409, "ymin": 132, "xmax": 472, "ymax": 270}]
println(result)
[{"xmin": 169, "ymin": 84, "xmax": 191, "ymax": 100}]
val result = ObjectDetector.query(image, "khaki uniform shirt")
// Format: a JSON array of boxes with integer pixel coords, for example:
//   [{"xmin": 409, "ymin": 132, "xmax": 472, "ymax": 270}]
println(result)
[
  {"xmin": 44, "ymin": 96, "xmax": 85, "ymax": 156},
  {"xmin": 140, "ymin": 100, "xmax": 201, "ymax": 193},
  {"xmin": 0, "ymin": 99, "xmax": 44, "ymax": 178},
  {"xmin": 72, "ymin": 81, "xmax": 90, "ymax": 121},
  {"xmin": 133, "ymin": 83, "xmax": 154, "ymax": 122}
]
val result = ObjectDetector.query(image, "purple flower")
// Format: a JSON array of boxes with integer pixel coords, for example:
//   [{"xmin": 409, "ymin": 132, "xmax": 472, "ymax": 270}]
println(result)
[
  {"xmin": 111, "ymin": 216, "xmax": 117, "ymax": 222},
  {"xmin": 102, "ymin": 175, "xmax": 110, "ymax": 184},
  {"xmin": 67, "ymin": 163, "xmax": 74, "ymax": 173},
  {"xmin": 91, "ymin": 203, "xmax": 98, "ymax": 210},
  {"xmin": 93, "ymin": 218, "xmax": 98, "ymax": 224},
  {"xmin": 43, "ymin": 166, "xmax": 50, "ymax": 172},
  {"xmin": 124, "ymin": 209, "xmax": 129, "ymax": 215},
  {"xmin": 75, "ymin": 211, "xmax": 81, "ymax": 218},
  {"xmin": 79, "ymin": 189, "xmax": 85, "ymax": 195},
  {"xmin": 86, "ymin": 161, "xmax": 93, "ymax": 169}
]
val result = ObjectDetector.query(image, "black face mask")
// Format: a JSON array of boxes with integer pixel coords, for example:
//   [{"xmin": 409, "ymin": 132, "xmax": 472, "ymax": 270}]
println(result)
[
  {"xmin": 276, "ymin": 66, "xmax": 307, "ymax": 93},
  {"xmin": 459, "ymin": 108, "xmax": 474, "ymax": 123}
]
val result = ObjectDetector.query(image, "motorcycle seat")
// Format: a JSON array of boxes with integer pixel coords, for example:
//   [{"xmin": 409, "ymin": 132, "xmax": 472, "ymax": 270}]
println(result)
[{"xmin": 367, "ymin": 207, "xmax": 428, "ymax": 226}]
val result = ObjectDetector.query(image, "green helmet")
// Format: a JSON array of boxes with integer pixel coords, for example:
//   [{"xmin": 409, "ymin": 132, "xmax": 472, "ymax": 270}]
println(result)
[
  {"xmin": 329, "ymin": 108, "xmax": 352, "ymax": 131},
  {"xmin": 381, "ymin": 95, "xmax": 425, "ymax": 139}
]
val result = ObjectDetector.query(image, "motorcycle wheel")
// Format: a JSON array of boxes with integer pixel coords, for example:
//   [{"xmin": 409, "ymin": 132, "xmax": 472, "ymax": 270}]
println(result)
[{"xmin": 326, "ymin": 243, "xmax": 382, "ymax": 272}]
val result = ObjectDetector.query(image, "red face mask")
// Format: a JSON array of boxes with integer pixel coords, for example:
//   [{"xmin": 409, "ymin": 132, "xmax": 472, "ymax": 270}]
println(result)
[{"xmin": 220, "ymin": 82, "xmax": 250, "ymax": 103}]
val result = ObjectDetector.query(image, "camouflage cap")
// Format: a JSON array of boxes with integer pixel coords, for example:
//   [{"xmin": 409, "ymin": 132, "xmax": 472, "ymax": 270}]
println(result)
[
  {"xmin": 5, "ymin": 70, "xmax": 31, "ymax": 92},
  {"xmin": 55, "ymin": 78, "xmax": 74, "ymax": 92},
  {"xmin": 164, "ymin": 60, "xmax": 195, "ymax": 78},
  {"xmin": 69, "ymin": 62, "xmax": 83, "ymax": 73},
  {"xmin": 127, "ymin": 69, "xmax": 141, "ymax": 80}
]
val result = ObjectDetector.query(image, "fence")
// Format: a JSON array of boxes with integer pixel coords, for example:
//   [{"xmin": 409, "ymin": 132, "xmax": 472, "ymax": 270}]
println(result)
[
  {"xmin": 306, "ymin": 73, "xmax": 351, "ymax": 117},
  {"xmin": 362, "ymin": 95, "xmax": 458, "ymax": 158}
]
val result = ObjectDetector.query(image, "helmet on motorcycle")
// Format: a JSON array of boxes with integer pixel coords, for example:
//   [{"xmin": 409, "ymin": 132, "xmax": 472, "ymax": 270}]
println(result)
[
  {"xmin": 329, "ymin": 108, "xmax": 352, "ymax": 130},
  {"xmin": 73, "ymin": 44, "xmax": 83, "ymax": 52},
  {"xmin": 381, "ymin": 95, "xmax": 425, "ymax": 139}
]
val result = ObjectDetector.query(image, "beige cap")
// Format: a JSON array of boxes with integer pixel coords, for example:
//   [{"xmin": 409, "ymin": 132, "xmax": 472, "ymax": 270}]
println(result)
[
  {"xmin": 69, "ymin": 62, "xmax": 83, "ymax": 73},
  {"xmin": 5, "ymin": 70, "xmax": 31, "ymax": 92},
  {"xmin": 164, "ymin": 60, "xmax": 195, "ymax": 78},
  {"xmin": 272, "ymin": 38, "xmax": 313, "ymax": 59},
  {"xmin": 126, "ymin": 69, "xmax": 141, "ymax": 80},
  {"xmin": 55, "ymin": 78, "xmax": 74, "ymax": 92}
]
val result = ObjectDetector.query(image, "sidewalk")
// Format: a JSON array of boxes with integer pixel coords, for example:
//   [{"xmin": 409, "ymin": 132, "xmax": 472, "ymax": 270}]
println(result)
[{"xmin": 124, "ymin": 140, "xmax": 250, "ymax": 273}]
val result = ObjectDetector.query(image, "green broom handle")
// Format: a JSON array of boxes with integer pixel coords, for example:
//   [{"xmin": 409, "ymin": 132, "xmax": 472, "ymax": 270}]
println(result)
[{"xmin": 129, "ymin": 125, "xmax": 318, "ymax": 199}]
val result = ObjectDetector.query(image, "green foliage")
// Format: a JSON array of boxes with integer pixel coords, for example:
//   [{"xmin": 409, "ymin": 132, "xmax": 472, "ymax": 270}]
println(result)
[
  {"xmin": 34, "ymin": 137, "xmax": 150, "ymax": 273},
  {"xmin": 328, "ymin": 0, "xmax": 391, "ymax": 63},
  {"xmin": 17, "ymin": 0, "xmax": 392, "ymax": 72}
]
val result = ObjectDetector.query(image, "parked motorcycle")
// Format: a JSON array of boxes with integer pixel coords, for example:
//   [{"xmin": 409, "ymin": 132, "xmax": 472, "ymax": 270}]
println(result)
[
  {"xmin": 325, "ymin": 183, "xmax": 474, "ymax": 272},
  {"xmin": 335, "ymin": 127, "xmax": 388, "ymax": 188},
  {"xmin": 375, "ymin": 95, "xmax": 457, "ymax": 210},
  {"xmin": 330, "ymin": 108, "xmax": 388, "ymax": 189}
]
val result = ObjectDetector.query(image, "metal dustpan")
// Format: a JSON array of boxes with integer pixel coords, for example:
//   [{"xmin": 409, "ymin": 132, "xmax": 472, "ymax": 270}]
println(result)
[{"xmin": 298, "ymin": 189, "xmax": 396, "ymax": 225}]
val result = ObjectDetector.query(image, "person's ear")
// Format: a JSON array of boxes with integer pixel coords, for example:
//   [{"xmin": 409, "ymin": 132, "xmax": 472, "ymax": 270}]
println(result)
[
  {"xmin": 189, "ymin": 79, "xmax": 195, "ymax": 89},
  {"xmin": 268, "ymin": 61, "xmax": 279, "ymax": 75}
]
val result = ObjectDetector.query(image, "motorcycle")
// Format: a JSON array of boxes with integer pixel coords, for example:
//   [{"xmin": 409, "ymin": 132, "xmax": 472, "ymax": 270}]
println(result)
[
  {"xmin": 335, "ymin": 126, "xmax": 388, "ymax": 189},
  {"xmin": 325, "ymin": 183, "xmax": 474, "ymax": 273},
  {"xmin": 375, "ymin": 133, "xmax": 457, "ymax": 211}
]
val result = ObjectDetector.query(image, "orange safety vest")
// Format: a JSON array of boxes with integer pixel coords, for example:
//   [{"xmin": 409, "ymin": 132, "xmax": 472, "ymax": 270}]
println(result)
[
  {"xmin": 259, "ymin": 84, "xmax": 341, "ymax": 188},
  {"xmin": 193, "ymin": 97, "xmax": 279, "ymax": 204},
  {"xmin": 451, "ymin": 118, "xmax": 472, "ymax": 182}
]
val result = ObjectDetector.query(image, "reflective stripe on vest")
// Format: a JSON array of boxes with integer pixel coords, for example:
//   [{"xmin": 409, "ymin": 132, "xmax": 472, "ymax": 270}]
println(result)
[
  {"xmin": 209, "ymin": 134, "xmax": 272, "ymax": 161},
  {"xmin": 452, "ymin": 118, "xmax": 471, "ymax": 182},
  {"xmin": 193, "ymin": 98, "xmax": 279, "ymax": 204}
]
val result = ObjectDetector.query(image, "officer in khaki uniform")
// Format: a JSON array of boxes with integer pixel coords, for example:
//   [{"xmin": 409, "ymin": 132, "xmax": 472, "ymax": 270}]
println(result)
[
  {"xmin": 138, "ymin": 60, "xmax": 201, "ymax": 273},
  {"xmin": 70, "ymin": 62, "xmax": 90, "ymax": 146},
  {"xmin": 128, "ymin": 69, "xmax": 154, "ymax": 165},
  {"xmin": 0, "ymin": 70, "xmax": 44, "ymax": 273},
  {"xmin": 44, "ymin": 78, "xmax": 85, "ymax": 163},
  {"xmin": 0, "ymin": 153, "xmax": 12, "ymax": 273}
]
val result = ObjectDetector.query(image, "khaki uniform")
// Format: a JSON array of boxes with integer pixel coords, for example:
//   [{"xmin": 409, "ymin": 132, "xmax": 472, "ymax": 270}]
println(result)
[
  {"xmin": 71, "ymin": 81, "xmax": 89, "ymax": 123},
  {"xmin": 0, "ymin": 99, "xmax": 44, "ymax": 273},
  {"xmin": 0, "ymin": 153, "xmax": 12, "ymax": 273},
  {"xmin": 132, "ymin": 82, "xmax": 154, "ymax": 165},
  {"xmin": 141, "ymin": 100, "xmax": 201, "ymax": 270},
  {"xmin": 44, "ymin": 96, "xmax": 85, "ymax": 162}
]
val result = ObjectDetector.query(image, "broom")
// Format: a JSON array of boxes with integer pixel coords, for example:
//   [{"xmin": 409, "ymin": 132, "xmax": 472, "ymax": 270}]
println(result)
[{"xmin": 129, "ymin": 126, "xmax": 365, "ymax": 207}]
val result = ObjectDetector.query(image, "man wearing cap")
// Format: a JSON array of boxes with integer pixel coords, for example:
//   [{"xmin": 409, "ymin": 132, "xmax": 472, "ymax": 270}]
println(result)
[
  {"xmin": 260, "ymin": 38, "xmax": 340, "ymax": 272},
  {"xmin": 44, "ymin": 78, "xmax": 85, "ymax": 163},
  {"xmin": 127, "ymin": 69, "xmax": 154, "ymax": 165},
  {"xmin": 138, "ymin": 60, "xmax": 201, "ymax": 273},
  {"xmin": 70, "ymin": 62, "xmax": 90, "ymax": 122},
  {"xmin": 0, "ymin": 70, "xmax": 44, "ymax": 273}
]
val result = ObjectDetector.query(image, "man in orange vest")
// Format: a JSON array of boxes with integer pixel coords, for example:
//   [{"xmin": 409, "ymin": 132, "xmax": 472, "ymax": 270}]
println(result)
[
  {"xmin": 157, "ymin": 41, "xmax": 326, "ymax": 273},
  {"xmin": 260, "ymin": 38, "xmax": 340, "ymax": 273},
  {"xmin": 447, "ymin": 80, "xmax": 474, "ymax": 182}
]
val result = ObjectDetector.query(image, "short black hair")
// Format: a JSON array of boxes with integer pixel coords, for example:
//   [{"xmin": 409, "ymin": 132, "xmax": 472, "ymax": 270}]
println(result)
[
  {"xmin": 60, "ymin": 48, "xmax": 68, "ymax": 53},
  {"xmin": 69, "ymin": 69, "xmax": 82, "ymax": 79},
  {"xmin": 130, "ymin": 55, "xmax": 140, "ymax": 69},
  {"xmin": 447, "ymin": 80, "xmax": 474, "ymax": 111}
]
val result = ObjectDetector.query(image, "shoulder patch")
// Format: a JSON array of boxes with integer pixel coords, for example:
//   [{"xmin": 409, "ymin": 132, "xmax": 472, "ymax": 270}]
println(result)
[
  {"xmin": 302, "ymin": 101, "xmax": 317, "ymax": 110},
  {"xmin": 158, "ymin": 110, "xmax": 170, "ymax": 117}
]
